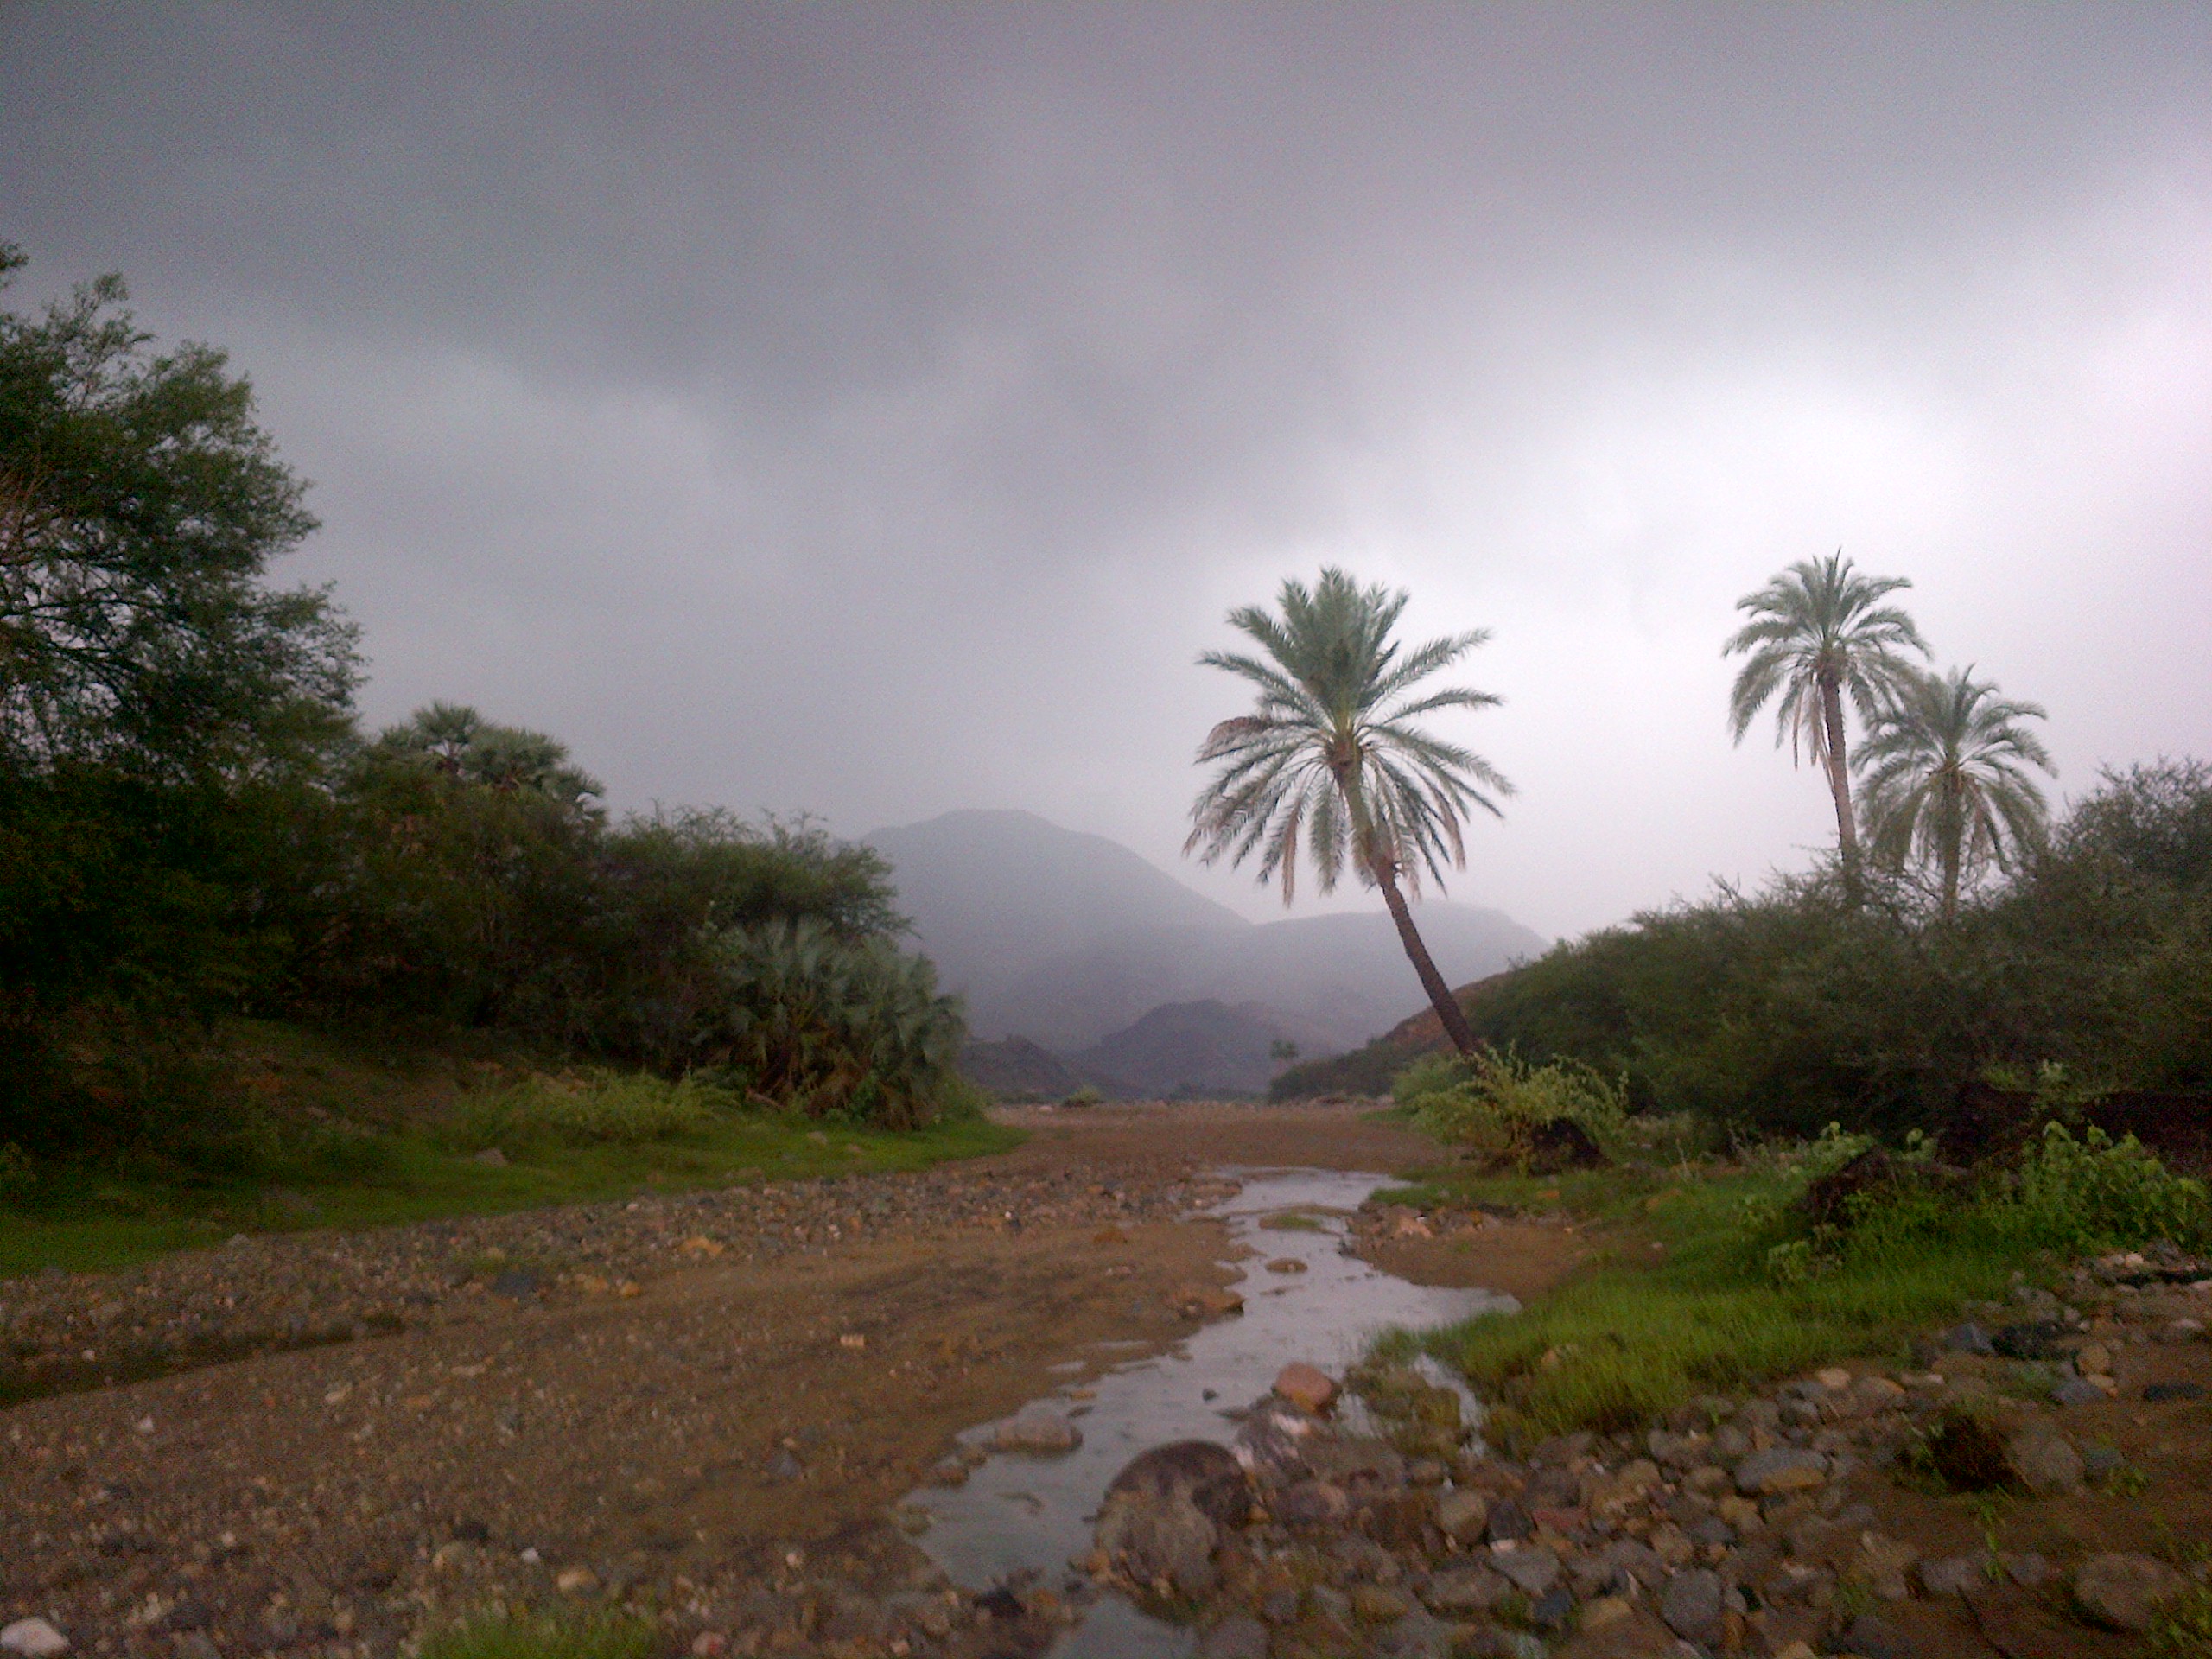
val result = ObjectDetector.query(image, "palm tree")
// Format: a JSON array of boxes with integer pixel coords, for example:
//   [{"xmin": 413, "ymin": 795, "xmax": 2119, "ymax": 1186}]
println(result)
[
  {"xmin": 1185, "ymin": 568, "xmax": 1513, "ymax": 1057},
  {"xmin": 1857, "ymin": 664, "xmax": 2055, "ymax": 918},
  {"xmin": 1723, "ymin": 550, "xmax": 1929, "ymax": 898}
]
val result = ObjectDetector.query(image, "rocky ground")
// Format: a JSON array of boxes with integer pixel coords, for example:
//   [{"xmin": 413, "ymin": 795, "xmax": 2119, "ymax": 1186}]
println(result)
[
  {"xmin": 0, "ymin": 1103, "xmax": 1449, "ymax": 1658},
  {"xmin": 10, "ymin": 1109, "xmax": 2212, "ymax": 1658},
  {"xmin": 1084, "ymin": 1234, "xmax": 2212, "ymax": 1659}
]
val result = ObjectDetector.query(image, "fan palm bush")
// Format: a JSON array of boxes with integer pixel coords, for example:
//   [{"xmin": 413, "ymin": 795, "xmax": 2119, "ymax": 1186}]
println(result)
[
  {"xmin": 1395, "ymin": 1048, "xmax": 1628, "ymax": 1169},
  {"xmin": 1725, "ymin": 551, "xmax": 1929, "ymax": 898},
  {"xmin": 1858, "ymin": 664, "xmax": 2055, "ymax": 918},
  {"xmin": 708, "ymin": 918, "xmax": 968, "ymax": 1128},
  {"xmin": 1185, "ymin": 568, "xmax": 1513, "ymax": 1055}
]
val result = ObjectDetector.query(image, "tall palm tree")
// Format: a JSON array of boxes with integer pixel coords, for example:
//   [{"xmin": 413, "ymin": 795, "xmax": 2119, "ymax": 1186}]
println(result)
[
  {"xmin": 1723, "ymin": 550, "xmax": 1929, "ymax": 898},
  {"xmin": 1185, "ymin": 568, "xmax": 1513, "ymax": 1057},
  {"xmin": 1857, "ymin": 664, "xmax": 2054, "ymax": 918}
]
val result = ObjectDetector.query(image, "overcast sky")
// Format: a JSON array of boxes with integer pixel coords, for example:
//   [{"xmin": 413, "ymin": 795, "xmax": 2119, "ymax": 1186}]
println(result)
[{"xmin": 5, "ymin": 3, "xmax": 2208, "ymax": 938}]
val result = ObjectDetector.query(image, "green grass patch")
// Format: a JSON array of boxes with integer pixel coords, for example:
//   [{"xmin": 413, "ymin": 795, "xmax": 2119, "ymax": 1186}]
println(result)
[
  {"xmin": 1421, "ymin": 1168, "xmax": 2023, "ymax": 1446},
  {"xmin": 421, "ymin": 1611, "xmax": 659, "ymax": 1659},
  {"xmin": 0, "ymin": 1052, "xmax": 1017, "ymax": 1282},
  {"xmin": 1413, "ymin": 1122, "xmax": 2212, "ymax": 1448}
]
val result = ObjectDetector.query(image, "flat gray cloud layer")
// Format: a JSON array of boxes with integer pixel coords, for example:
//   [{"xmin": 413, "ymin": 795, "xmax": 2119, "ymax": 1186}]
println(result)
[{"xmin": 5, "ymin": 3, "xmax": 2208, "ymax": 937}]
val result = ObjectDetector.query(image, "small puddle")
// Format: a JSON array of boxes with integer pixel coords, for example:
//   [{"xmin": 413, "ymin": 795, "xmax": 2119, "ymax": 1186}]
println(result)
[{"xmin": 905, "ymin": 1167, "xmax": 1517, "ymax": 1656}]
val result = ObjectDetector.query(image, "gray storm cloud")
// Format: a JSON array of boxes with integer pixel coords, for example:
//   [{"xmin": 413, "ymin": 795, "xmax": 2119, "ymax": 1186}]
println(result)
[{"xmin": 3, "ymin": 3, "xmax": 2206, "ymax": 938}]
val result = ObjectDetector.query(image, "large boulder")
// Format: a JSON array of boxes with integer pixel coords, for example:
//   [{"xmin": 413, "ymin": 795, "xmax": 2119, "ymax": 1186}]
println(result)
[{"xmin": 1095, "ymin": 1440, "xmax": 1252, "ymax": 1597}]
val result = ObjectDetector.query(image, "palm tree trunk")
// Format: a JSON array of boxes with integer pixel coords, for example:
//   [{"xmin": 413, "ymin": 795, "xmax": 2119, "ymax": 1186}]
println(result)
[
  {"xmin": 1818, "ymin": 669, "xmax": 1860, "ymax": 900},
  {"xmin": 1376, "ymin": 866, "xmax": 1478, "ymax": 1058}
]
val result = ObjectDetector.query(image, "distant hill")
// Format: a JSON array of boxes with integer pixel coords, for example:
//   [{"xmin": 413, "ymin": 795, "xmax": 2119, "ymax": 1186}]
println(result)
[
  {"xmin": 1269, "ymin": 970, "xmax": 1517, "ymax": 1098},
  {"xmin": 1071, "ymin": 1000, "xmax": 1307, "ymax": 1099},
  {"xmin": 958, "ymin": 1035, "xmax": 1087, "ymax": 1102},
  {"xmin": 867, "ymin": 810, "xmax": 1547, "ymax": 1083}
]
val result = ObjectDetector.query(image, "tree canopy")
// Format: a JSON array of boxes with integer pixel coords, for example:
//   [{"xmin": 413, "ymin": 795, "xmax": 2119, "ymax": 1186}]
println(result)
[{"xmin": 0, "ymin": 247, "xmax": 357, "ymax": 782}]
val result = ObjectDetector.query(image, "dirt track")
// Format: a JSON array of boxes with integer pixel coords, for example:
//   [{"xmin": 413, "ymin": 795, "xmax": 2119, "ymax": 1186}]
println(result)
[{"xmin": 2, "ymin": 1103, "xmax": 1577, "ymax": 1654}]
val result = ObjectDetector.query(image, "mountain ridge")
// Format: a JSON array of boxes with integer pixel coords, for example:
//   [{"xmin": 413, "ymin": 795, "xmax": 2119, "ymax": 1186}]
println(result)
[{"xmin": 867, "ymin": 809, "xmax": 1547, "ymax": 1069}]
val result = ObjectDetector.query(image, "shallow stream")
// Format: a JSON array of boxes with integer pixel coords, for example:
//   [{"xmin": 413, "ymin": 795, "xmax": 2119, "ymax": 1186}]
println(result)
[{"xmin": 905, "ymin": 1167, "xmax": 1517, "ymax": 1656}]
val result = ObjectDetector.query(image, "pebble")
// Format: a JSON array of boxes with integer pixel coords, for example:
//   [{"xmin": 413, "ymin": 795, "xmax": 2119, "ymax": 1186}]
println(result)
[
  {"xmin": 1272, "ymin": 1360, "xmax": 1338, "ymax": 1414},
  {"xmin": 2075, "ymin": 1552, "xmax": 2190, "ymax": 1632},
  {"xmin": 990, "ymin": 1413, "xmax": 1083, "ymax": 1453},
  {"xmin": 2005, "ymin": 1430, "xmax": 2084, "ymax": 1496},
  {"xmin": 1661, "ymin": 1567, "xmax": 1725, "ymax": 1640},
  {"xmin": 1733, "ymin": 1446, "xmax": 1827, "ymax": 1496},
  {"xmin": 0, "ymin": 1620, "xmax": 68, "ymax": 1658}
]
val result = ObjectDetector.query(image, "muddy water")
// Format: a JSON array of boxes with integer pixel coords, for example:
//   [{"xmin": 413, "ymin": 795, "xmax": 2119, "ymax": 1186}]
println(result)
[{"xmin": 906, "ymin": 1167, "xmax": 1517, "ymax": 1656}]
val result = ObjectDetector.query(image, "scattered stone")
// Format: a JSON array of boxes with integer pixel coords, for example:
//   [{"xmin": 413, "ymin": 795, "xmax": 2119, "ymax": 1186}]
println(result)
[
  {"xmin": 1273, "ymin": 1361, "xmax": 1338, "ymax": 1414},
  {"xmin": 1484, "ymin": 1497, "xmax": 1533, "ymax": 1543},
  {"xmin": 991, "ymin": 1413, "xmax": 1083, "ymax": 1454},
  {"xmin": 470, "ymin": 1147, "xmax": 508, "ymax": 1167},
  {"xmin": 2074, "ymin": 1553, "xmax": 2189, "ymax": 1634},
  {"xmin": 1264, "ymin": 1258, "xmax": 1307, "ymax": 1274},
  {"xmin": 1434, "ymin": 1485, "xmax": 1489, "ymax": 1544},
  {"xmin": 488, "ymin": 1269, "xmax": 541, "ymax": 1300},
  {"xmin": 2145, "ymin": 1381, "xmax": 2208, "ymax": 1402},
  {"xmin": 1660, "ymin": 1568, "xmax": 1725, "ymax": 1641},
  {"xmin": 0, "ymin": 1620, "xmax": 69, "ymax": 1658},
  {"xmin": 1733, "ymin": 1447, "xmax": 1827, "ymax": 1496},
  {"xmin": 1946, "ymin": 1321, "xmax": 1998, "ymax": 1356},
  {"xmin": 1170, "ymin": 1284, "xmax": 1245, "ymax": 1318},
  {"xmin": 1351, "ymin": 1584, "xmax": 1410, "ymax": 1623},
  {"xmin": 1993, "ymin": 1320, "xmax": 2072, "ymax": 1361},
  {"xmin": 1420, "ymin": 1563, "xmax": 1508, "ymax": 1615},
  {"xmin": 2075, "ymin": 1342, "xmax": 2112, "ymax": 1375},
  {"xmin": 2050, "ymin": 1375, "xmax": 2105, "ymax": 1408},
  {"xmin": 1491, "ymin": 1547, "xmax": 1560, "ymax": 1599},
  {"xmin": 2001, "ymin": 1551, "xmax": 2050, "ymax": 1587},
  {"xmin": 1276, "ymin": 1480, "xmax": 1350, "ymax": 1524},
  {"xmin": 1580, "ymin": 1594, "xmax": 1633, "ymax": 1631},
  {"xmin": 1917, "ymin": 1554, "xmax": 1984, "ymax": 1596},
  {"xmin": 2005, "ymin": 1429, "xmax": 2084, "ymax": 1496},
  {"xmin": 554, "ymin": 1566, "xmax": 598, "ymax": 1593}
]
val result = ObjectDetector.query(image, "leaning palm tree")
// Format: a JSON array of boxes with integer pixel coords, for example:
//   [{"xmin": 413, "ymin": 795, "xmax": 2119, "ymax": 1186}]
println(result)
[
  {"xmin": 1185, "ymin": 568, "xmax": 1513, "ymax": 1057},
  {"xmin": 1723, "ymin": 550, "xmax": 1929, "ymax": 898},
  {"xmin": 1857, "ymin": 664, "xmax": 2054, "ymax": 918}
]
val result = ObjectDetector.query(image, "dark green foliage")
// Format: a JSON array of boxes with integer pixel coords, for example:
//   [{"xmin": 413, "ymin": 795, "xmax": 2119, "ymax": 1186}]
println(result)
[
  {"xmin": 0, "ymin": 249, "xmax": 356, "ymax": 780},
  {"xmin": 1340, "ymin": 760, "xmax": 2212, "ymax": 1141},
  {"xmin": 702, "ymin": 918, "xmax": 971, "ymax": 1128}
]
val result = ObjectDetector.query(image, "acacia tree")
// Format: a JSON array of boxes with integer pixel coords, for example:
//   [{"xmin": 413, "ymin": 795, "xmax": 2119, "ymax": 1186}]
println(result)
[
  {"xmin": 0, "ymin": 248, "xmax": 356, "ymax": 782},
  {"xmin": 1858, "ymin": 664, "xmax": 2055, "ymax": 918},
  {"xmin": 1723, "ymin": 550, "xmax": 1928, "ymax": 899},
  {"xmin": 1185, "ymin": 568, "xmax": 1513, "ymax": 1057}
]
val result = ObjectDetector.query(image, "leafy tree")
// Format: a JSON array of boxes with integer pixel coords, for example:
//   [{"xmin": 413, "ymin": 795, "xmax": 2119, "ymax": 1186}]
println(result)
[
  {"xmin": 1185, "ymin": 567, "xmax": 1513, "ymax": 1056},
  {"xmin": 1859, "ymin": 665, "xmax": 2054, "ymax": 918},
  {"xmin": 0, "ymin": 247, "xmax": 356, "ymax": 781},
  {"xmin": 1724, "ymin": 550, "xmax": 1928, "ymax": 899},
  {"xmin": 376, "ymin": 702, "xmax": 603, "ymax": 811},
  {"xmin": 1, "ymin": 247, "xmax": 356, "ymax": 1140}
]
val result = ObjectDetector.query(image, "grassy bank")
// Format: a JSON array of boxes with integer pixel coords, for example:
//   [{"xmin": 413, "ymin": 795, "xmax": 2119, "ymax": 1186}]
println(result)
[
  {"xmin": 1389, "ymin": 1126, "xmax": 2210, "ymax": 1450},
  {"xmin": 0, "ymin": 1022, "xmax": 1020, "ymax": 1278}
]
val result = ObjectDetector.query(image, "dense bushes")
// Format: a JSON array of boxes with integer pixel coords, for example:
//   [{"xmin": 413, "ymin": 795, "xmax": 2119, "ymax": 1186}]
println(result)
[{"xmin": 1372, "ymin": 760, "xmax": 2212, "ymax": 1142}]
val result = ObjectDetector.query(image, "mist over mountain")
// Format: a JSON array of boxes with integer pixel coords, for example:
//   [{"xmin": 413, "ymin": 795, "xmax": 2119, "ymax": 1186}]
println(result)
[{"xmin": 867, "ymin": 810, "xmax": 1546, "ymax": 1066}]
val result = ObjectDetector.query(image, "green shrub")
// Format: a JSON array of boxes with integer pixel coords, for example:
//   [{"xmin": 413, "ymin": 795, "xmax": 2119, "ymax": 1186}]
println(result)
[
  {"xmin": 703, "ymin": 918, "xmax": 968, "ymax": 1129},
  {"xmin": 449, "ymin": 1070, "xmax": 732, "ymax": 1152},
  {"xmin": 1396, "ymin": 1049, "xmax": 1626, "ymax": 1168},
  {"xmin": 1990, "ymin": 1122, "xmax": 2212, "ymax": 1253}
]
